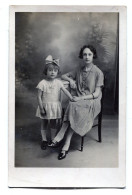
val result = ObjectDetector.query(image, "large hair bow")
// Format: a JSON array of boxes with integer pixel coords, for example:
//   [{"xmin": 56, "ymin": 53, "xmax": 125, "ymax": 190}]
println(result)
[{"xmin": 45, "ymin": 55, "xmax": 59, "ymax": 66}]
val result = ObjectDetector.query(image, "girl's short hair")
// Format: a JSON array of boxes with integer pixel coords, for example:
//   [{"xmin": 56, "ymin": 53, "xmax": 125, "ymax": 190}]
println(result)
[
  {"xmin": 43, "ymin": 63, "xmax": 61, "ymax": 75},
  {"xmin": 79, "ymin": 45, "xmax": 97, "ymax": 59}
]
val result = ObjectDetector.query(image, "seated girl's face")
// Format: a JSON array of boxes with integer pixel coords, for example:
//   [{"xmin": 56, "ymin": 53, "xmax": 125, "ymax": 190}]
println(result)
[
  {"xmin": 47, "ymin": 64, "xmax": 59, "ymax": 79},
  {"xmin": 82, "ymin": 48, "xmax": 94, "ymax": 64}
]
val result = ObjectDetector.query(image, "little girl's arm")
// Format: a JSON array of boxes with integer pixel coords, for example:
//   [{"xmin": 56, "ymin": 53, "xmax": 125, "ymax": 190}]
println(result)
[
  {"xmin": 61, "ymin": 86, "xmax": 74, "ymax": 101},
  {"xmin": 37, "ymin": 89, "xmax": 46, "ymax": 115}
]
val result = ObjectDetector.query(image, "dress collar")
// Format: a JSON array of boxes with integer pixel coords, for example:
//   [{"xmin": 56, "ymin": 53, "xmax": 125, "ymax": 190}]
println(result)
[{"xmin": 81, "ymin": 64, "xmax": 94, "ymax": 73}]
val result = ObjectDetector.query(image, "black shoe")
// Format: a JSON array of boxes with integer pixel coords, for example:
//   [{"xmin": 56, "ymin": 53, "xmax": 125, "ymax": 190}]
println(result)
[
  {"xmin": 48, "ymin": 141, "xmax": 59, "ymax": 148},
  {"xmin": 41, "ymin": 141, "xmax": 48, "ymax": 150},
  {"xmin": 58, "ymin": 150, "xmax": 68, "ymax": 160}
]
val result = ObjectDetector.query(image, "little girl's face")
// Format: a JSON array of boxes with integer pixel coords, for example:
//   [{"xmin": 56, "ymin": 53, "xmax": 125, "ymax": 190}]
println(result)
[
  {"xmin": 47, "ymin": 64, "xmax": 58, "ymax": 79},
  {"xmin": 82, "ymin": 48, "xmax": 94, "ymax": 65}
]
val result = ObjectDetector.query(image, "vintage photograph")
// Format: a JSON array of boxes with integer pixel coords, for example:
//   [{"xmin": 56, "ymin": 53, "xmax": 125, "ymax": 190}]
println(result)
[
  {"xmin": 9, "ymin": 5, "xmax": 126, "ymax": 187},
  {"xmin": 15, "ymin": 11, "xmax": 119, "ymax": 167}
]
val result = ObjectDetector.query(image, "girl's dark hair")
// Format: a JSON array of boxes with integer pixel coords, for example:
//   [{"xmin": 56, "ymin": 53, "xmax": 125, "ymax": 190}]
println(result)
[
  {"xmin": 43, "ymin": 63, "xmax": 61, "ymax": 75},
  {"xmin": 79, "ymin": 45, "xmax": 97, "ymax": 59}
]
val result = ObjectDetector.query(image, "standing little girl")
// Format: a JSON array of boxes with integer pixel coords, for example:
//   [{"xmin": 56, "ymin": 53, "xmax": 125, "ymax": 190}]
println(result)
[{"xmin": 36, "ymin": 55, "xmax": 73, "ymax": 150}]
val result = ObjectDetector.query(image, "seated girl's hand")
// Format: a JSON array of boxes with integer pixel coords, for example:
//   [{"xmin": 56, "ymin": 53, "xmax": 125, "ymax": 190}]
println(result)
[
  {"xmin": 40, "ymin": 108, "xmax": 46, "ymax": 116},
  {"xmin": 69, "ymin": 80, "xmax": 76, "ymax": 89}
]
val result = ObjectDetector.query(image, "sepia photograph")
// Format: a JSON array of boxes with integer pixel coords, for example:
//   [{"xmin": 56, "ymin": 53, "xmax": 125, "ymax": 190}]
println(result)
[{"xmin": 9, "ymin": 5, "xmax": 126, "ymax": 188}]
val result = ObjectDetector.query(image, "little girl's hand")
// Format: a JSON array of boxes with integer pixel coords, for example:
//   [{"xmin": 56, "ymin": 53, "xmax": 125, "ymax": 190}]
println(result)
[
  {"xmin": 73, "ymin": 96, "xmax": 81, "ymax": 101},
  {"xmin": 69, "ymin": 80, "xmax": 76, "ymax": 89},
  {"xmin": 40, "ymin": 108, "xmax": 46, "ymax": 116},
  {"xmin": 70, "ymin": 96, "xmax": 75, "ymax": 102}
]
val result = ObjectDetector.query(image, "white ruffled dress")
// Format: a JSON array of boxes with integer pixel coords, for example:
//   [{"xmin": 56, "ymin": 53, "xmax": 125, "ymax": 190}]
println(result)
[{"xmin": 36, "ymin": 79, "xmax": 63, "ymax": 119}]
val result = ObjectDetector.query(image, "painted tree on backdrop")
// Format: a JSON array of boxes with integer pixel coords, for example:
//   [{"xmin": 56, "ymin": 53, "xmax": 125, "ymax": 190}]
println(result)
[{"xmin": 87, "ymin": 23, "xmax": 117, "ymax": 64}]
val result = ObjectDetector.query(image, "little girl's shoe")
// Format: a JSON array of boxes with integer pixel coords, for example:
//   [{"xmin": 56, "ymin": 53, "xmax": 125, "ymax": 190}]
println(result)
[{"xmin": 41, "ymin": 141, "xmax": 48, "ymax": 150}]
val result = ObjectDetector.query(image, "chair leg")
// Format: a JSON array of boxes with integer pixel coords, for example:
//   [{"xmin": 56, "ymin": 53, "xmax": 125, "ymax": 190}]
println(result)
[
  {"xmin": 98, "ymin": 113, "xmax": 102, "ymax": 142},
  {"xmin": 81, "ymin": 136, "xmax": 84, "ymax": 151}
]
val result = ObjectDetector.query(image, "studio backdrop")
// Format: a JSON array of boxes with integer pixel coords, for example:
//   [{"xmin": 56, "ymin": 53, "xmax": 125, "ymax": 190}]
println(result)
[{"xmin": 15, "ymin": 12, "xmax": 119, "ymax": 123}]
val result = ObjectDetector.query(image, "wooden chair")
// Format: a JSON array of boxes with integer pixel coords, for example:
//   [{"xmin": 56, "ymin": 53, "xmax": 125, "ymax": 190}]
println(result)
[{"xmin": 80, "ymin": 86, "xmax": 105, "ymax": 152}]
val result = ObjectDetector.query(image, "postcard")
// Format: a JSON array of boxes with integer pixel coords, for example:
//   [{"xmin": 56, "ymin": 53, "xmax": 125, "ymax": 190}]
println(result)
[{"xmin": 9, "ymin": 5, "xmax": 126, "ymax": 188}]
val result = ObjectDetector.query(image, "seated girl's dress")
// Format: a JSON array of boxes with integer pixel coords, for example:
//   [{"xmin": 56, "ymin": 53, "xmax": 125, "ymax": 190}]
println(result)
[
  {"xmin": 36, "ymin": 79, "xmax": 63, "ymax": 119},
  {"xmin": 63, "ymin": 65, "xmax": 104, "ymax": 137}
]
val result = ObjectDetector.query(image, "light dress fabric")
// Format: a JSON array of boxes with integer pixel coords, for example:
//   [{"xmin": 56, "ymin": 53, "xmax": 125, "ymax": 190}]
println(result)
[
  {"xmin": 63, "ymin": 65, "xmax": 104, "ymax": 137},
  {"xmin": 36, "ymin": 79, "xmax": 63, "ymax": 119}
]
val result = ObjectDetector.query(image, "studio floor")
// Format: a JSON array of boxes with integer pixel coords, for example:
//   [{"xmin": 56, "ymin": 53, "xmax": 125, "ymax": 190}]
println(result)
[{"xmin": 15, "ymin": 115, "xmax": 118, "ymax": 168}]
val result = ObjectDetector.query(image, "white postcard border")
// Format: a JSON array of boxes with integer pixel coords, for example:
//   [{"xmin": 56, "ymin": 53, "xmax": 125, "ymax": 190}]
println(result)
[{"xmin": 8, "ymin": 5, "xmax": 126, "ymax": 188}]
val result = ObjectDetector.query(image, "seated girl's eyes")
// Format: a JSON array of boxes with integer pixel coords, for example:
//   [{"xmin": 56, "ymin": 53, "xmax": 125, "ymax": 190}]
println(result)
[{"xmin": 83, "ymin": 53, "xmax": 92, "ymax": 56}]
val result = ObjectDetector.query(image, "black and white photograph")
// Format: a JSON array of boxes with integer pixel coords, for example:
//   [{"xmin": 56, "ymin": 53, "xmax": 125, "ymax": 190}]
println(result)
[{"xmin": 8, "ymin": 5, "xmax": 126, "ymax": 188}]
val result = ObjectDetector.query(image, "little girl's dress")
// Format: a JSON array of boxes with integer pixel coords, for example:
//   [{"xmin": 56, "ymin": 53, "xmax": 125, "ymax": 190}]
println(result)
[{"xmin": 36, "ymin": 79, "xmax": 63, "ymax": 119}]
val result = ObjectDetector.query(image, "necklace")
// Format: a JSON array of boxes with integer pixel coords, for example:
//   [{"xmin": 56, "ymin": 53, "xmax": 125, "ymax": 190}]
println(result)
[
  {"xmin": 82, "ymin": 63, "xmax": 93, "ymax": 72},
  {"xmin": 82, "ymin": 64, "xmax": 93, "ymax": 77},
  {"xmin": 81, "ymin": 64, "xmax": 93, "ymax": 90},
  {"xmin": 47, "ymin": 79, "xmax": 55, "ymax": 89}
]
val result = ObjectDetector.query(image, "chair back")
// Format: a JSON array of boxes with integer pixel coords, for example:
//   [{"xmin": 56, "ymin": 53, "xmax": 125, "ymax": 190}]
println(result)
[{"xmin": 100, "ymin": 74, "xmax": 106, "ymax": 114}]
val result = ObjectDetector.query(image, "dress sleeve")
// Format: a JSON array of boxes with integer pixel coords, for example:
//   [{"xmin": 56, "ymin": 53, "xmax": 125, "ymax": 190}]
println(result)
[
  {"xmin": 57, "ymin": 79, "xmax": 64, "ymax": 88},
  {"xmin": 96, "ymin": 70, "xmax": 104, "ymax": 87},
  {"xmin": 36, "ymin": 80, "xmax": 44, "ymax": 91}
]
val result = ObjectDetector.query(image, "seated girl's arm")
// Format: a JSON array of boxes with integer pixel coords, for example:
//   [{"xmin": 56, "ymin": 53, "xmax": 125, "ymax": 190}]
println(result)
[
  {"xmin": 37, "ymin": 89, "xmax": 46, "ymax": 116},
  {"xmin": 61, "ymin": 85, "xmax": 74, "ymax": 101},
  {"xmin": 73, "ymin": 87, "xmax": 101, "ymax": 101},
  {"xmin": 61, "ymin": 73, "xmax": 76, "ymax": 89}
]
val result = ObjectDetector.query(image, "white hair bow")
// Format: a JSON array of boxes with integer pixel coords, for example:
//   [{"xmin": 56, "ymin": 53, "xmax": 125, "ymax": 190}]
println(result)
[{"xmin": 45, "ymin": 55, "xmax": 59, "ymax": 66}]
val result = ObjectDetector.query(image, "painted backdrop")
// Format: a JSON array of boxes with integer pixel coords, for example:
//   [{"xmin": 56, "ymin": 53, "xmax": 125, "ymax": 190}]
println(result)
[{"xmin": 15, "ymin": 12, "xmax": 119, "ymax": 124}]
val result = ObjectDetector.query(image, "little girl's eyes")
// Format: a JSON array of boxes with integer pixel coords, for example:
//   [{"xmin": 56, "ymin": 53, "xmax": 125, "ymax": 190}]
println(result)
[{"xmin": 48, "ymin": 68, "xmax": 58, "ymax": 72}]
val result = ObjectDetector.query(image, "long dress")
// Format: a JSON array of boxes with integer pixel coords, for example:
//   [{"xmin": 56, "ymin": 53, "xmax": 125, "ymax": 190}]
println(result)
[{"xmin": 63, "ymin": 65, "xmax": 104, "ymax": 136}]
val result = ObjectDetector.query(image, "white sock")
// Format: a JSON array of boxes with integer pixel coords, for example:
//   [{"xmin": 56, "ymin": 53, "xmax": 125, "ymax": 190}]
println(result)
[{"xmin": 41, "ymin": 130, "xmax": 47, "ymax": 141}]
